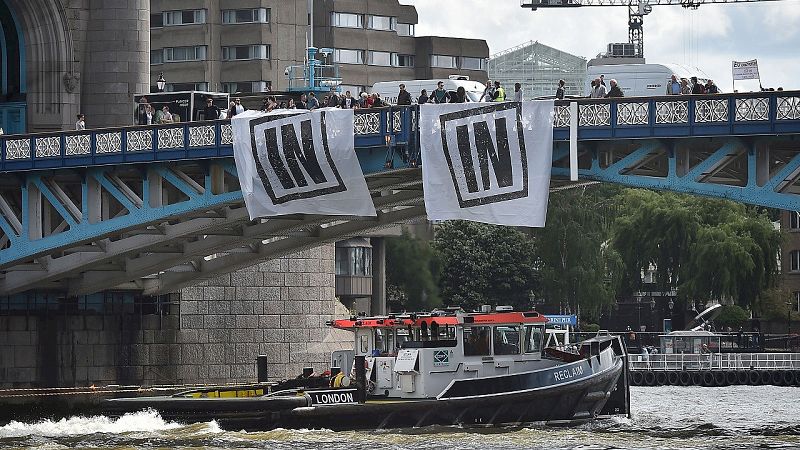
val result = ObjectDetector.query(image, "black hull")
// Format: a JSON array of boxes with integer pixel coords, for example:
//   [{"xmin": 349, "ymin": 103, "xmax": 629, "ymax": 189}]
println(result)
[{"xmin": 105, "ymin": 358, "xmax": 625, "ymax": 431}]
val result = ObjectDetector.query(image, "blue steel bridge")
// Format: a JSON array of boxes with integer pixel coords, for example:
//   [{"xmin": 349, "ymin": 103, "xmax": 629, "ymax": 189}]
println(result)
[{"xmin": 0, "ymin": 91, "xmax": 799, "ymax": 297}]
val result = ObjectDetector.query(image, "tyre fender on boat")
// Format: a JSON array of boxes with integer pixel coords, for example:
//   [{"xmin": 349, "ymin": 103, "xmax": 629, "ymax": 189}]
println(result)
[
  {"xmin": 679, "ymin": 371, "xmax": 692, "ymax": 386},
  {"xmin": 631, "ymin": 371, "xmax": 644, "ymax": 386},
  {"xmin": 726, "ymin": 371, "xmax": 738, "ymax": 385},
  {"xmin": 702, "ymin": 371, "xmax": 715, "ymax": 387},
  {"xmin": 667, "ymin": 371, "xmax": 679, "ymax": 385},
  {"xmin": 748, "ymin": 370, "xmax": 761, "ymax": 385},
  {"xmin": 644, "ymin": 371, "xmax": 657, "ymax": 386},
  {"xmin": 736, "ymin": 371, "xmax": 749, "ymax": 385},
  {"xmin": 691, "ymin": 372, "xmax": 703, "ymax": 386},
  {"xmin": 655, "ymin": 372, "xmax": 667, "ymax": 386},
  {"xmin": 713, "ymin": 371, "xmax": 726, "ymax": 386}
]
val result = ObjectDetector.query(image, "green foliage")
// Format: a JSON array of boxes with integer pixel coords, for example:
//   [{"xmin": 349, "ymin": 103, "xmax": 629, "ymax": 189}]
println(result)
[
  {"xmin": 581, "ymin": 323, "xmax": 601, "ymax": 332},
  {"xmin": 385, "ymin": 233, "xmax": 441, "ymax": 311},
  {"xmin": 532, "ymin": 185, "xmax": 622, "ymax": 322},
  {"xmin": 714, "ymin": 305, "xmax": 751, "ymax": 329},
  {"xmin": 611, "ymin": 189, "xmax": 783, "ymax": 311},
  {"xmin": 759, "ymin": 287, "xmax": 800, "ymax": 322},
  {"xmin": 434, "ymin": 221, "xmax": 538, "ymax": 311}
]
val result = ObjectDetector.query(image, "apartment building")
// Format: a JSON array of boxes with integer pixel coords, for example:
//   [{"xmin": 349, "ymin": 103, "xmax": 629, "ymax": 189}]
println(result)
[{"xmin": 150, "ymin": 0, "xmax": 489, "ymax": 95}]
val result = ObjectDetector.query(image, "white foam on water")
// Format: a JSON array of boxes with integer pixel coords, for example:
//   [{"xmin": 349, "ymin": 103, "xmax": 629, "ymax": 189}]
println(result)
[{"xmin": 0, "ymin": 409, "xmax": 183, "ymax": 438}]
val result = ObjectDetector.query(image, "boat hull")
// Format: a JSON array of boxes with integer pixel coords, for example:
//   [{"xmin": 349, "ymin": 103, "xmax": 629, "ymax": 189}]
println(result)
[{"xmin": 105, "ymin": 354, "xmax": 625, "ymax": 431}]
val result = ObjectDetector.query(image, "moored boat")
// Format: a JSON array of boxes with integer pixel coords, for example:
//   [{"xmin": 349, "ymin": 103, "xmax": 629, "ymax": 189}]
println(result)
[{"xmin": 104, "ymin": 308, "xmax": 630, "ymax": 430}]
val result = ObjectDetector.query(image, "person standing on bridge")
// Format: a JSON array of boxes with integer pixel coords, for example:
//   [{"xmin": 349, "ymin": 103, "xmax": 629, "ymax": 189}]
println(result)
[
  {"xmin": 430, "ymin": 81, "xmax": 450, "ymax": 104},
  {"xmin": 667, "ymin": 74, "xmax": 682, "ymax": 95},
  {"xmin": 480, "ymin": 80, "xmax": 494, "ymax": 102},
  {"xmin": 556, "ymin": 79, "xmax": 565, "ymax": 100},
  {"xmin": 605, "ymin": 79, "xmax": 624, "ymax": 98},
  {"xmin": 75, "ymin": 114, "xmax": 85, "ymax": 130},
  {"xmin": 397, "ymin": 84, "xmax": 412, "ymax": 106},
  {"xmin": 418, "ymin": 89, "xmax": 429, "ymax": 105},
  {"xmin": 203, "ymin": 98, "xmax": 221, "ymax": 120},
  {"xmin": 590, "ymin": 78, "xmax": 606, "ymax": 98},
  {"xmin": 513, "ymin": 83, "xmax": 523, "ymax": 102},
  {"xmin": 492, "ymin": 81, "xmax": 506, "ymax": 102}
]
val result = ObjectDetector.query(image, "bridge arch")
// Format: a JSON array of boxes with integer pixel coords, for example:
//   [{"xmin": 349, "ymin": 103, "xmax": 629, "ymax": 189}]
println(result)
[{"xmin": 1, "ymin": 0, "xmax": 77, "ymax": 132}]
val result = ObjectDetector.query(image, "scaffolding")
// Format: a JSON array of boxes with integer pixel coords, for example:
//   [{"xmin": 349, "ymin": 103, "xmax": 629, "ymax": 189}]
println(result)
[{"xmin": 488, "ymin": 41, "xmax": 587, "ymax": 99}]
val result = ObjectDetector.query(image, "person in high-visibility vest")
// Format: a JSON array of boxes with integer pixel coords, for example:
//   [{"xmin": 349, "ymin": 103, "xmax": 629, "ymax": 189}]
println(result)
[{"xmin": 492, "ymin": 81, "xmax": 506, "ymax": 102}]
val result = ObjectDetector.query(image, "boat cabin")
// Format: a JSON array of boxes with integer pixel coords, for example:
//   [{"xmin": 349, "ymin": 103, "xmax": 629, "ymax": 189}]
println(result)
[
  {"xmin": 659, "ymin": 330, "xmax": 721, "ymax": 354},
  {"xmin": 330, "ymin": 310, "xmax": 550, "ymax": 399}
]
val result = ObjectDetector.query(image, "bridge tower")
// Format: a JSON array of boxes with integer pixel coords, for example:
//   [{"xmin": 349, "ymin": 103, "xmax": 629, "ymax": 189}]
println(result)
[{"xmin": 0, "ymin": 0, "xmax": 149, "ymax": 133}]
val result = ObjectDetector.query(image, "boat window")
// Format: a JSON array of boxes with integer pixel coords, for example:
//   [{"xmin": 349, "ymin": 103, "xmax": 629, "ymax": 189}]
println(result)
[
  {"xmin": 359, "ymin": 334, "xmax": 370, "ymax": 354},
  {"xmin": 463, "ymin": 326, "xmax": 491, "ymax": 356},
  {"xmin": 525, "ymin": 325, "xmax": 543, "ymax": 354},
  {"xmin": 493, "ymin": 326, "xmax": 520, "ymax": 355},
  {"xmin": 374, "ymin": 328, "xmax": 394, "ymax": 355},
  {"xmin": 396, "ymin": 328, "xmax": 411, "ymax": 348}
]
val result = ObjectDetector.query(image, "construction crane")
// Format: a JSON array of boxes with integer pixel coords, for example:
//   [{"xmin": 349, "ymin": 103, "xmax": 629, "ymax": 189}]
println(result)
[{"xmin": 520, "ymin": 0, "xmax": 783, "ymax": 59}]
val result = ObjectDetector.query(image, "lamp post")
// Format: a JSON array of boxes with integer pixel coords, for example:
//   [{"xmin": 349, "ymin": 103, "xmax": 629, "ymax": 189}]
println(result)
[{"xmin": 156, "ymin": 72, "xmax": 166, "ymax": 92}]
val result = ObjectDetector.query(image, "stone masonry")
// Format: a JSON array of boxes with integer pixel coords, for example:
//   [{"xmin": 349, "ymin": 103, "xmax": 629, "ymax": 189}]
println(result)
[{"xmin": 0, "ymin": 244, "xmax": 353, "ymax": 388}]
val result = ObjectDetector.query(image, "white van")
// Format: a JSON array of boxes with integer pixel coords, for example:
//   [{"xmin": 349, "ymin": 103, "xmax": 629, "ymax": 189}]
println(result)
[
  {"xmin": 586, "ymin": 63, "xmax": 713, "ymax": 97},
  {"xmin": 372, "ymin": 76, "xmax": 488, "ymax": 105}
]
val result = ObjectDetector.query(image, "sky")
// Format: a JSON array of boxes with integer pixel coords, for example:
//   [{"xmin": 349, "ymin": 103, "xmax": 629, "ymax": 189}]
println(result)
[{"xmin": 401, "ymin": 0, "xmax": 800, "ymax": 92}]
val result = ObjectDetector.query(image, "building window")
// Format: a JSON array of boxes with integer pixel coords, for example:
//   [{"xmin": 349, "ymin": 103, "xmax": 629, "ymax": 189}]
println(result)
[
  {"xmin": 331, "ymin": 12, "xmax": 363, "ymax": 28},
  {"xmin": 396, "ymin": 23, "xmax": 415, "ymax": 36},
  {"xmin": 461, "ymin": 56, "xmax": 487, "ymax": 71},
  {"xmin": 368, "ymin": 51, "xmax": 391, "ymax": 67},
  {"xmin": 367, "ymin": 15, "xmax": 396, "ymax": 31},
  {"xmin": 334, "ymin": 48, "xmax": 364, "ymax": 65},
  {"xmin": 164, "ymin": 46, "xmax": 207, "ymax": 62},
  {"xmin": 163, "ymin": 9, "xmax": 207, "ymax": 26},
  {"xmin": 791, "ymin": 250, "xmax": 800, "ymax": 272},
  {"xmin": 335, "ymin": 247, "xmax": 372, "ymax": 276},
  {"xmin": 222, "ymin": 45, "xmax": 270, "ymax": 61},
  {"xmin": 221, "ymin": 81, "xmax": 271, "ymax": 94},
  {"xmin": 150, "ymin": 13, "xmax": 163, "ymax": 28},
  {"xmin": 165, "ymin": 82, "xmax": 209, "ymax": 92},
  {"xmin": 150, "ymin": 50, "xmax": 163, "ymax": 65},
  {"xmin": 794, "ymin": 291, "xmax": 800, "ymax": 312},
  {"xmin": 393, "ymin": 54, "xmax": 414, "ymax": 68},
  {"xmin": 222, "ymin": 8, "xmax": 270, "ymax": 24},
  {"xmin": 430, "ymin": 54, "xmax": 457, "ymax": 69},
  {"xmin": 790, "ymin": 211, "xmax": 800, "ymax": 230}
]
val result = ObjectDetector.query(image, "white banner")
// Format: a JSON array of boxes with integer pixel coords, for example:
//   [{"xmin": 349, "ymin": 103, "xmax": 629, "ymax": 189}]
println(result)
[
  {"xmin": 732, "ymin": 59, "xmax": 760, "ymax": 81},
  {"xmin": 420, "ymin": 101, "xmax": 554, "ymax": 227},
  {"xmin": 231, "ymin": 108, "xmax": 376, "ymax": 219}
]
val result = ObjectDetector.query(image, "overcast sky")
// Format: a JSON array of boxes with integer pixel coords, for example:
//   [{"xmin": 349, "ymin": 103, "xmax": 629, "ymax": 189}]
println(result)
[{"xmin": 402, "ymin": 0, "xmax": 799, "ymax": 92}]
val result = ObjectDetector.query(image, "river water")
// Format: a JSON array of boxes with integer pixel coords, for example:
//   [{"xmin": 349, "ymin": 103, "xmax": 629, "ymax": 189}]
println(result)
[{"xmin": 1, "ymin": 386, "xmax": 799, "ymax": 450}]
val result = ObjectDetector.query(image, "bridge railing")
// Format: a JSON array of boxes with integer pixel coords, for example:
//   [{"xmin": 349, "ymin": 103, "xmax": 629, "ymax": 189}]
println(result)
[
  {"xmin": 0, "ymin": 107, "xmax": 415, "ymax": 173},
  {"xmin": 2, "ymin": 91, "xmax": 798, "ymax": 172},
  {"xmin": 553, "ymin": 89, "xmax": 800, "ymax": 140}
]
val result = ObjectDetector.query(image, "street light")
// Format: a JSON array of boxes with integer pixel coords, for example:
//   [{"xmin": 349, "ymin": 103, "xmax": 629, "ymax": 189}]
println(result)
[{"xmin": 156, "ymin": 72, "xmax": 166, "ymax": 92}]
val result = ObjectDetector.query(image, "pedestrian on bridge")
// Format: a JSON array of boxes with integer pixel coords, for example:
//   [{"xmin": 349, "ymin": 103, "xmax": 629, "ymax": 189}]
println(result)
[
  {"xmin": 204, "ymin": 98, "xmax": 221, "ymax": 120},
  {"xmin": 605, "ymin": 79, "xmax": 624, "ymax": 98},
  {"xmin": 75, "ymin": 114, "xmax": 85, "ymax": 130},
  {"xmin": 397, "ymin": 84, "xmax": 412, "ymax": 106}
]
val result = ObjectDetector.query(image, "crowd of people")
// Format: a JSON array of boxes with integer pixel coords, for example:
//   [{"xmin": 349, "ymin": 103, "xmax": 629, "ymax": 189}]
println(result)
[{"xmin": 665, "ymin": 74, "xmax": 720, "ymax": 95}]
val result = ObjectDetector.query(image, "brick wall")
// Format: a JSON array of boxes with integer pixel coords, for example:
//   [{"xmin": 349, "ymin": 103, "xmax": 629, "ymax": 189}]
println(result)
[{"xmin": 0, "ymin": 244, "xmax": 353, "ymax": 388}]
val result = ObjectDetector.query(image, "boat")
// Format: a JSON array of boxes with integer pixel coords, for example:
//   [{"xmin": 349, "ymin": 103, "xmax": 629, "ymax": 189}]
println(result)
[{"xmin": 104, "ymin": 308, "xmax": 631, "ymax": 430}]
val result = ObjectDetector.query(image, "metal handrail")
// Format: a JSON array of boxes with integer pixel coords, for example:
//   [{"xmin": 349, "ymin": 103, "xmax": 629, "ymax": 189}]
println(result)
[{"xmin": 629, "ymin": 352, "xmax": 800, "ymax": 371}]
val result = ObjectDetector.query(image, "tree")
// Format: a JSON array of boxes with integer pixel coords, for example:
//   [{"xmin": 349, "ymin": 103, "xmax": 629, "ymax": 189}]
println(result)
[
  {"xmin": 714, "ymin": 305, "xmax": 750, "ymax": 329},
  {"xmin": 385, "ymin": 232, "xmax": 441, "ymax": 311},
  {"xmin": 532, "ymin": 185, "xmax": 622, "ymax": 322},
  {"xmin": 611, "ymin": 190, "xmax": 782, "ymax": 311},
  {"xmin": 434, "ymin": 221, "xmax": 538, "ymax": 311}
]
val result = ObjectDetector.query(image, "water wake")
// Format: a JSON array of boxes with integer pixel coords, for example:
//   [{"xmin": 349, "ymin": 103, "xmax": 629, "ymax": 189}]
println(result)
[{"xmin": 0, "ymin": 409, "xmax": 185, "ymax": 438}]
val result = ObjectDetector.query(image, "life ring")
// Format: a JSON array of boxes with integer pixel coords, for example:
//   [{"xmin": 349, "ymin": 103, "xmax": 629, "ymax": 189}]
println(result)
[
  {"xmin": 644, "ymin": 371, "xmax": 657, "ymax": 386},
  {"xmin": 691, "ymin": 372, "xmax": 703, "ymax": 386},
  {"xmin": 748, "ymin": 370, "xmax": 761, "ymax": 385},
  {"xmin": 714, "ymin": 371, "xmax": 726, "ymax": 386},
  {"xmin": 631, "ymin": 371, "xmax": 644, "ymax": 386},
  {"xmin": 726, "ymin": 371, "xmax": 738, "ymax": 385},
  {"xmin": 736, "ymin": 371, "xmax": 749, "ymax": 385},
  {"xmin": 667, "ymin": 371, "xmax": 679, "ymax": 385},
  {"xmin": 679, "ymin": 371, "xmax": 692, "ymax": 386},
  {"xmin": 656, "ymin": 372, "xmax": 668, "ymax": 386}
]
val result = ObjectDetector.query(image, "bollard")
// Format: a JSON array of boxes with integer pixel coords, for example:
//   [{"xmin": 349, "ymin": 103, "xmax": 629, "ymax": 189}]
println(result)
[
  {"xmin": 257, "ymin": 355, "xmax": 268, "ymax": 383},
  {"xmin": 354, "ymin": 355, "xmax": 367, "ymax": 403}
]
